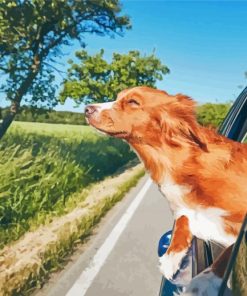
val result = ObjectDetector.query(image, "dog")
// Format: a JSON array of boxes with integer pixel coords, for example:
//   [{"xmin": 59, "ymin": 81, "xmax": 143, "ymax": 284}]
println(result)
[{"xmin": 85, "ymin": 86, "xmax": 247, "ymax": 295}]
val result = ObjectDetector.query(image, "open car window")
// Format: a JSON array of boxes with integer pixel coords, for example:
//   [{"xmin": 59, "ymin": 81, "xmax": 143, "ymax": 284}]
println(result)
[{"xmin": 218, "ymin": 87, "xmax": 247, "ymax": 142}]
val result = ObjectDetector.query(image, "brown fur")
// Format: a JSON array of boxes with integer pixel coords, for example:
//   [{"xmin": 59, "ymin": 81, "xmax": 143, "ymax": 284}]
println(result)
[
  {"xmin": 86, "ymin": 86, "xmax": 247, "ymax": 243},
  {"xmin": 167, "ymin": 215, "xmax": 192, "ymax": 254}
]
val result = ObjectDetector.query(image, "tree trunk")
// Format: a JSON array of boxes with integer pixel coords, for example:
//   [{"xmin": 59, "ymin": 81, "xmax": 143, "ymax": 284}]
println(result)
[
  {"xmin": 0, "ymin": 101, "xmax": 19, "ymax": 139},
  {"xmin": 0, "ymin": 59, "xmax": 40, "ymax": 140}
]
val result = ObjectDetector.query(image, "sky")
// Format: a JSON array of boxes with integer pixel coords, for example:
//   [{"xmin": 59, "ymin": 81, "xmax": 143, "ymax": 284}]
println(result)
[{"xmin": 1, "ymin": 0, "xmax": 247, "ymax": 112}]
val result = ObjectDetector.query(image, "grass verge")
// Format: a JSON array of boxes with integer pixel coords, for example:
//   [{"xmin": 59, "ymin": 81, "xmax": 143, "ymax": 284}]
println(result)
[
  {"xmin": 232, "ymin": 233, "xmax": 247, "ymax": 296},
  {"xmin": 0, "ymin": 164, "xmax": 145, "ymax": 296}
]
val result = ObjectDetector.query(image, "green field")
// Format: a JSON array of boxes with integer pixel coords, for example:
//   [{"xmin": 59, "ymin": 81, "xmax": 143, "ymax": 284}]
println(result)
[
  {"xmin": 11, "ymin": 121, "xmax": 93, "ymax": 137},
  {"xmin": 0, "ymin": 122, "xmax": 136, "ymax": 248}
]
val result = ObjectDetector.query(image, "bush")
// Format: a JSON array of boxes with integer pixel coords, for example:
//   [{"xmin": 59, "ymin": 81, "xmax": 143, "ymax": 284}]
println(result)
[{"xmin": 196, "ymin": 103, "xmax": 231, "ymax": 128}]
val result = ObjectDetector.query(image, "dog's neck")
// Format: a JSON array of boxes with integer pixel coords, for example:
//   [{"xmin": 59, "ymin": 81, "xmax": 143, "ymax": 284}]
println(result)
[{"xmin": 129, "ymin": 141, "xmax": 190, "ymax": 184}]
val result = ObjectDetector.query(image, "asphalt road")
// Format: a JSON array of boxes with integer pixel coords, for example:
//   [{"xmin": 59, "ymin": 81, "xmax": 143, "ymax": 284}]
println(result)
[{"xmin": 35, "ymin": 175, "xmax": 174, "ymax": 296}]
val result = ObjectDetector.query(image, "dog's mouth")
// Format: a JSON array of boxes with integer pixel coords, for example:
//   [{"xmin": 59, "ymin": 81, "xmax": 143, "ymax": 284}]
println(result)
[
  {"xmin": 88, "ymin": 122, "xmax": 129, "ymax": 138},
  {"xmin": 97, "ymin": 127, "xmax": 129, "ymax": 138},
  {"xmin": 86, "ymin": 117, "xmax": 129, "ymax": 138}
]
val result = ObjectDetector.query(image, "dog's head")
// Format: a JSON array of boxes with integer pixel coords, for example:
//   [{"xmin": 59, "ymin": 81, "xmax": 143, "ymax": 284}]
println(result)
[{"xmin": 85, "ymin": 86, "xmax": 207, "ymax": 150}]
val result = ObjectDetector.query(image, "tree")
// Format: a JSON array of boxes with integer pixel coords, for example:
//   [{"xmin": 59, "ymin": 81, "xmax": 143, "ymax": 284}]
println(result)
[
  {"xmin": 0, "ymin": 0, "xmax": 130, "ymax": 139},
  {"xmin": 60, "ymin": 49, "xmax": 170, "ymax": 104},
  {"xmin": 196, "ymin": 103, "xmax": 231, "ymax": 128}
]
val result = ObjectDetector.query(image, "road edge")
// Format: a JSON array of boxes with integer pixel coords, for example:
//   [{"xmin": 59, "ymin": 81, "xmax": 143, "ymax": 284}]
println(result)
[{"xmin": 0, "ymin": 164, "xmax": 145, "ymax": 296}]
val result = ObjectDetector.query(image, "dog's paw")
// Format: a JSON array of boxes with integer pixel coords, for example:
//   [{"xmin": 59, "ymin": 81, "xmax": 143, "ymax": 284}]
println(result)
[
  {"xmin": 175, "ymin": 268, "xmax": 223, "ymax": 296},
  {"xmin": 159, "ymin": 249, "xmax": 188, "ymax": 281}
]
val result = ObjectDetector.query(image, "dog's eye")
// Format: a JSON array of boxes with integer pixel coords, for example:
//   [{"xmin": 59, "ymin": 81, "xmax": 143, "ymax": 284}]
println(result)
[{"xmin": 127, "ymin": 99, "xmax": 140, "ymax": 106}]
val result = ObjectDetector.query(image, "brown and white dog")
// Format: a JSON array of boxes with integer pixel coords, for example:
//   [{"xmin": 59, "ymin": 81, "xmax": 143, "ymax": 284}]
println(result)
[{"xmin": 85, "ymin": 86, "xmax": 247, "ymax": 295}]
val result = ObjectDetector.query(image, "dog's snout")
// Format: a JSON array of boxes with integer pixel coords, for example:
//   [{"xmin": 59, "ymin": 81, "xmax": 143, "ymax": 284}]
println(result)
[{"xmin": 85, "ymin": 105, "xmax": 97, "ymax": 117}]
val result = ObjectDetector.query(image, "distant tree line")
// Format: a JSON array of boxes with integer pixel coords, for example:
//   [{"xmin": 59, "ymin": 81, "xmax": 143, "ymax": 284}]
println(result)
[
  {"xmin": 0, "ymin": 106, "xmax": 86, "ymax": 125},
  {"xmin": 0, "ymin": 102, "xmax": 231, "ymax": 127}
]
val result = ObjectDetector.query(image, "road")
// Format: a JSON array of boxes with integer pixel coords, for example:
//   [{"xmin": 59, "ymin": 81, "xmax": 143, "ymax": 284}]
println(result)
[{"xmin": 35, "ymin": 175, "xmax": 174, "ymax": 296}]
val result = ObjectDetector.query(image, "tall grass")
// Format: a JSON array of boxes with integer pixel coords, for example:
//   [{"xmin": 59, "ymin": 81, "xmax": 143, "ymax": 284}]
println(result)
[
  {"xmin": 0, "ymin": 164, "xmax": 145, "ymax": 296},
  {"xmin": 0, "ymin": 122, "xmax": 136, "ymax": 247}
]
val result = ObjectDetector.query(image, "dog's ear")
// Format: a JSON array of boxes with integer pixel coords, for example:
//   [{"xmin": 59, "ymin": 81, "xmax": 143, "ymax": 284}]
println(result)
[
  {"xmin": 154, "ymin": 104, "xmax": 182, "ymax": 148},
  {"xmin": 177, "ymin": 95, "xmax": 208, "ymax": 152},
  {"xmin": 156, "ymin": 94, "xmax": 208, "ymax": 151},
  {"xmin": 182, "ymin": 125, "xmax": 208, "ymax": 152}
]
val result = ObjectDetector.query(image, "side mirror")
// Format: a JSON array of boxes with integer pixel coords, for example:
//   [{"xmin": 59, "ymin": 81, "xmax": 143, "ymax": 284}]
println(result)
[{"xmin": 158, "ymin": 230, "xmax": 172, "ymax": 257}]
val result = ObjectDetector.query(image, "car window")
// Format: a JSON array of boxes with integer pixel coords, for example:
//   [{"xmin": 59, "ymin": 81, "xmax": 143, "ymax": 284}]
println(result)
[
  {"xmin": 231, "ymin": 101, "xmax": 247, "ymax": 142},
  {"xmin": 239, "ymin": 106, "xmax": 247, "ymax": 142},
  {"xmin": 218, "ymin": 87, "xmax": 247, "ymax": 142}
]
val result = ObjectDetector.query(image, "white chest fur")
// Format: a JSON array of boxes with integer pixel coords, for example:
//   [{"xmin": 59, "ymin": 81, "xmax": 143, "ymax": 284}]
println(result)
[
  {"xmin": 159, "ymin": 175, "xmax": 236, "ymax": 247},
  {"xmin": 159, "ymin": 174, "xmax": 191, "ymax": 212},
  {"xmin": 177, "ymin": 207, "xmax": 236, "ymax": 246}
]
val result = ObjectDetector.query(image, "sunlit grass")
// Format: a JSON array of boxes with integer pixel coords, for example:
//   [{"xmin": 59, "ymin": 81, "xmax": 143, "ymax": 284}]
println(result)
[
  {"xmin": 0, "ymin": 122, "xmax": 136, "ymax": 248},
  {"xmin": 11, "ymin": 121, "xmax": 96, "ymax": 139}
]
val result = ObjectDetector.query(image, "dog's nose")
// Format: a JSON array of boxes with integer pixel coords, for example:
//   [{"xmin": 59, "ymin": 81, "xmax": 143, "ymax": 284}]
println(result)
[{"xmin": 85, "ymin": 105, "xmax": 97, "ymax": 117}]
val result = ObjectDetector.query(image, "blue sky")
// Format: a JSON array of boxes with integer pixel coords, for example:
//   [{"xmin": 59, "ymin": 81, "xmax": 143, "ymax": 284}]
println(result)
[{"xmin": 1, "ymin": 0, "xmax": 247, "ymax": 112}]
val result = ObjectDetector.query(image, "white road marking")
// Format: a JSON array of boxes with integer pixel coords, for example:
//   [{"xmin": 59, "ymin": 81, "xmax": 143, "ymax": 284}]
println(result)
[{"xmin": 66, "ymin": 178, "xmax": 153, "ymax": 296}]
